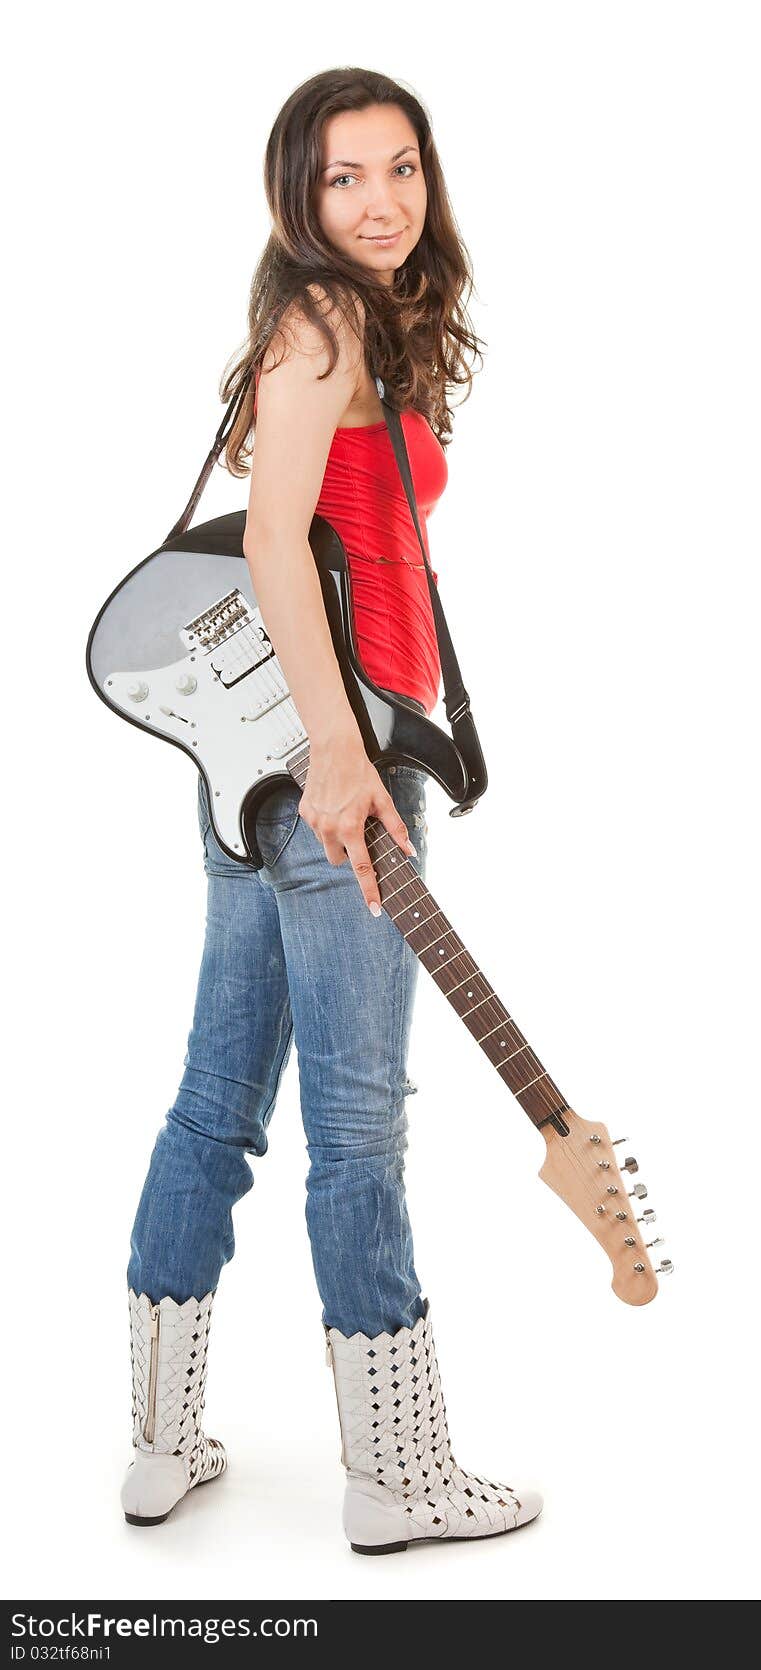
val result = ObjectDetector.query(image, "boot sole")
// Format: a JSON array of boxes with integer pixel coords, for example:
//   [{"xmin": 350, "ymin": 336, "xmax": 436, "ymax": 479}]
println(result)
[{"xmin": 351, "ymin": 1511, "xmax": 542, "ymax": 1555}]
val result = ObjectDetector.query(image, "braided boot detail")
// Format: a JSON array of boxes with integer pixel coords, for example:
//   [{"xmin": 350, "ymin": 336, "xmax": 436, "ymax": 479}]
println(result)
[
  {"xmin": 326, "ymin": 1300, "xmax": 542, "ymax": 1554},
  {"xmin": 121, "ymin": 1289, "xmax": 227, "ymax": 1525}
]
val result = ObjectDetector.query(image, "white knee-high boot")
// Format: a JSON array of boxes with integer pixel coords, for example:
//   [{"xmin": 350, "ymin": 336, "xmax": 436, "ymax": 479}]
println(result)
[
  {"xmin": 325, "ymin": 1299, "xmax": 543, "ymax": 1554},
  {"xmin": 121, "ymin": 1289, "xmax": 227, "ymax": 1525}
]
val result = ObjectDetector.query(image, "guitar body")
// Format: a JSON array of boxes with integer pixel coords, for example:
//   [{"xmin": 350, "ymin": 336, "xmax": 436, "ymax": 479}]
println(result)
[{"xmin": 86, "ymin": 509, "xmax": 469, "ymax": 868}]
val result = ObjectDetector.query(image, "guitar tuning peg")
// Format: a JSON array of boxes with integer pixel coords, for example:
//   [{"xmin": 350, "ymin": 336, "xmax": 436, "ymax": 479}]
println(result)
[
  {"xmin": 637, "ymin": 1209, "xmax": 656, "ymax": 1226},
  {"xmin": 655, "ymin": 1259, "xmax": 674, "ymax": 1276},
  {"xmin": 611, "ymin": 1137, "xmax": 628, "ymax": 1146},
  {"xmin": 646, "ymin": 1236, "xmax": 665, "ymax": 1248},
  {"xmin": 628, "ymin": 1182, "xmax": 648, "ymax": 1200},
  {"xmin": 621, "ymin": 1155, "xmax": 639, "ymax": 1174}
]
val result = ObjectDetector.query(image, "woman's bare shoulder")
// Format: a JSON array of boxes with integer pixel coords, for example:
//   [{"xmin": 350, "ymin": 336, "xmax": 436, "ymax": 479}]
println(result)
[{"xmin": 262, "ymin": 283, "xmax": 364, "ymax": 374}]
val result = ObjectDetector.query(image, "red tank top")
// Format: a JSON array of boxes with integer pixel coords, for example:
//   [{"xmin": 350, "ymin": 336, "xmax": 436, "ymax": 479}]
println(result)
[{"xmin": 254, "ymin": 367, "xmax": 448, "ymax": 715}]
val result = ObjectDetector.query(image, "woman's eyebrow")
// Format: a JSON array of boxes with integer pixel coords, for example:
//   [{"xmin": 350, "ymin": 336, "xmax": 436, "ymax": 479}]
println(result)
[{"xmin": 321, "ymin": 145, "xmax": 419, "ymax": 173}]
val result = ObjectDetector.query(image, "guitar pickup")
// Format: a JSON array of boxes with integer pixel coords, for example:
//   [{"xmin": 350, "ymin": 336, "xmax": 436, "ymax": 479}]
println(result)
[{"xmin": 243, "ymin": 689, "xmax": 293, "ymax": 719}]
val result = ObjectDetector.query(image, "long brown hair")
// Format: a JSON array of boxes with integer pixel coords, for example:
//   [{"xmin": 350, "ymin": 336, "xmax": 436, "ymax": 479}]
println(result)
[{"xmin": 219, "ymin": 67, "xmax": 485, "ymax": 477}]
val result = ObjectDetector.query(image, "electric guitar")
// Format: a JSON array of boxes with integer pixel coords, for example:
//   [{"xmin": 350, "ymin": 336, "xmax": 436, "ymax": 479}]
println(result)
[{"xmin": 86, "ymin": 500, "xmax": 671, "ymax": 1306}]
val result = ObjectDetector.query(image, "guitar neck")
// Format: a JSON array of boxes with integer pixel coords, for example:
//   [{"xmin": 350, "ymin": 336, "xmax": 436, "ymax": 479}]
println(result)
[{"xmin": 287, "ymin": 747, "xmax": 570, "ymax": 1135}]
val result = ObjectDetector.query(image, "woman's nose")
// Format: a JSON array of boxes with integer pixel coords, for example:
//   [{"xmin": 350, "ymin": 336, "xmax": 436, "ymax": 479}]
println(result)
[{"xmin": 363, "ymin": 181, "xmax": 400, "ymax": 218}]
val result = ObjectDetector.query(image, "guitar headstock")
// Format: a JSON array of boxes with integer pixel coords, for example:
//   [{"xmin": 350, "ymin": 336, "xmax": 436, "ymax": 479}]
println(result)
[{"xmin": 539, "ymin": 1110, "xmax": 671, "ymax": 1305}]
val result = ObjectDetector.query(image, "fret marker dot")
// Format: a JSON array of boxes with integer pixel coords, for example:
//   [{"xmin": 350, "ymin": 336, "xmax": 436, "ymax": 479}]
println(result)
[
  {"xmin": 467, "ymin": 991, "xmax": 473, "ymax": 998},
  {"xmin": 500, "ymin": 1041, "xmax": 506, "ymax": 1047},
  {"xmin": 413, "ymin": 911, "xmax": 419, "ymax": 918},
  {"xmin": 438, "ymin": 950, "xmax": 445, "ymax": 956}
]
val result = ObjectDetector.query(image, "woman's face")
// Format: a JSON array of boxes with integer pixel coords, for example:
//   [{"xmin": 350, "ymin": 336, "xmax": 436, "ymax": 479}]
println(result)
[{"xmin": 313, "ymin": 103, "xmax": 427, "ymax": 286}]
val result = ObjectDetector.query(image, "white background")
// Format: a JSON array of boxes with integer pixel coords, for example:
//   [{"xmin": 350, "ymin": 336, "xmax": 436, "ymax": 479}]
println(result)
[{"xmin": 4, "ymin": 0, "xmax": 759, "ymax": 1605}]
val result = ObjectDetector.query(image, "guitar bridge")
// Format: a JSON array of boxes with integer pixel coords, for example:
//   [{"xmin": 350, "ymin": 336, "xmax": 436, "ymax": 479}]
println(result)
[{"xmin": 181, "ymin": 588, "xmax": 275, "ymax": 689}]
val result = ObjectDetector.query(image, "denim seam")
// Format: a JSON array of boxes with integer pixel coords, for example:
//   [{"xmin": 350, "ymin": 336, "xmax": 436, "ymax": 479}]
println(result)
[
  {"xmin": 396, "ymin": 920, "xmax": 411, "ymax": 1113},
  {"xmin": 391, "ymin": 781, "xmax": 417, "ymax": 1110},
  {"xmin": 259, "ymin": 999, "xmax": 295, "ymax": 1135}
]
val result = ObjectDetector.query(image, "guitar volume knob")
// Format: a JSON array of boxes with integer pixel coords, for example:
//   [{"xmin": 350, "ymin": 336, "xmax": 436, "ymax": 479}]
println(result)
[
  {"xmin": 177, "ymin": 673, "xmax": 197, "ymax": 695},
  {"xmin": 126, "ymin": 680, "xmax": 149, "ymax": 703}
]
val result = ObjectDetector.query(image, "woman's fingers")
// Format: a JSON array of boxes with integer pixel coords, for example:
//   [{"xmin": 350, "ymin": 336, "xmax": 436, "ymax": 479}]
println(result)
[
  {"xmin": 301, "ymin": 753, "xmax": 418, "ymax": 913},
  {"xmin": 342, "ymin": 831, "xmax": 386, "ymax": 914},
  {"xmin": 344, "ymin": 814, "xmax": 417, "ymax": 915},
  {"xmin": 350, "ymin": 788, "xmax": 418, "ymax": 915},
  {"xmin": 320, "ymin": 791, "xmax": 417, "ymax": 914}
]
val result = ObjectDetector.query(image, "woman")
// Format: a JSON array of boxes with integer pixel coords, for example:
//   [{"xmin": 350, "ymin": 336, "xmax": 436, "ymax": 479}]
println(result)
[{"xmin": 121, "ymin": 67, "xmax": 542, "ymax": 1555}]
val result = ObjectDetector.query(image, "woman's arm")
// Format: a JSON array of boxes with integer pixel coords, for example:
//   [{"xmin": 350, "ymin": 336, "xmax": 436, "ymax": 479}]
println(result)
[{"xmin": 243, "ymin": 289, "xmax": 416, "ymax": 911}]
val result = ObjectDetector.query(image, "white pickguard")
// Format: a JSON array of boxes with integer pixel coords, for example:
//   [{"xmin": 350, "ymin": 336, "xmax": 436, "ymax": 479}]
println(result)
[{"xmin": 104, "ymin": 586, "xmax": 306, "ymax": 853}]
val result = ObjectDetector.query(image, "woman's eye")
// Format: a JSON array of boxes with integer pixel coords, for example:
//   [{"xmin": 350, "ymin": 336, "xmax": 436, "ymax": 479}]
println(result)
[{"xmin": 329, "ymin": 164, "xmax": 416, "ymax": 189}]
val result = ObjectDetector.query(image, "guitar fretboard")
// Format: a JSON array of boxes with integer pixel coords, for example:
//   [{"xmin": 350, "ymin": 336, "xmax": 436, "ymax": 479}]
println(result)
[{"xmin": 287, "ymin": 745, "xmax": 569, "ymax": 1133}]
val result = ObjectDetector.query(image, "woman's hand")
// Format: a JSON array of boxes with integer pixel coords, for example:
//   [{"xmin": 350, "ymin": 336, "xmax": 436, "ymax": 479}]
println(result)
[{"xmin": 300, "ymin": 737, "xmax": 418, "ymax": 915}]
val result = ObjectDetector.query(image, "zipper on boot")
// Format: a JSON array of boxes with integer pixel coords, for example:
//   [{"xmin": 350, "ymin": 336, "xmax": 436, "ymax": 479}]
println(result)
[{"xmin": 142, "ymin": 1301, "xmax": 161, "ymax": 1444}]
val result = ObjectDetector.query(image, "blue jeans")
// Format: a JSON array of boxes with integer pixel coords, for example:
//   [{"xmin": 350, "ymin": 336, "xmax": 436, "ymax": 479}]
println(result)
[{"xmin": 126, "ymin": 735, "xmax": 430, "ymax": 1338}]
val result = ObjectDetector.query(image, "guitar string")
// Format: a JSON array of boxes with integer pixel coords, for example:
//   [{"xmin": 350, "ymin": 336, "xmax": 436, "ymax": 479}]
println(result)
[
  {"xmin": 285, "ymin": 742, "xmax": 570, "ymax": 1131},
  {"xmin": 366, "ymin": 815, "xmax": 567, "ymax": 1124},
  {"xmin": 364, "ymin": 816, "xmax": 630, "ymax": 1219},
  {"xmin": 362, "ymin": 810, "xmax": 643, "ymax": 1242},
  {"xmin": 294, "ymin": 762, "xmax": 642, "ymax": 1245},
  {"xmin": 282, "ymin": 730, "xmax": 567, "ymax": 1127},
  {"xmin": 369, "ymin": 801, "xmax": 646, "ymax": 1241}
]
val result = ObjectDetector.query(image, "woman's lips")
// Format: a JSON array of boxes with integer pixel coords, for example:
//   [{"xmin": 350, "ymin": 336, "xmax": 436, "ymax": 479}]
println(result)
[{"xmin": 361, "ymin": 230, "xmax": 403, "ymax": 245}]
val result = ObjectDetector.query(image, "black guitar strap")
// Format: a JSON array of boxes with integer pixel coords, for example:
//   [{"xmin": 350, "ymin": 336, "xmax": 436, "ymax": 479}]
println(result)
[
  {"xmin": 372, "ymin": 374, "xmax": 487, "ymax": 811},
  {"xmin": 164, "ymin": 376, "xmax": 253, "ymax": 544},
  {"xmin": 166, "ymin": 367, "xmax": 488, "ymax": 812}
]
